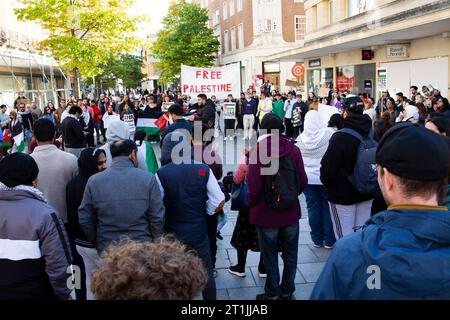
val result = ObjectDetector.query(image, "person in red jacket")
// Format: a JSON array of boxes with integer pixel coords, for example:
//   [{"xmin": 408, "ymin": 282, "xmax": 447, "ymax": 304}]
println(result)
[{"xmin": 90, "ymin": 101, "xmax": 101, "ymax": 146}]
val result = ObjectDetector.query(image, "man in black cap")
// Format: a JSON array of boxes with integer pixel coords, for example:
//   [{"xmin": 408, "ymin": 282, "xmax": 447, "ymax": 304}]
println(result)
[
  {"xmin": 0, "ymin": 153, "xmax": 72, "ymax": 299},
  {"xmin": 311, "ymin": 123, "xmax": 450, "ymax": 300},
  {"xmin": 320, "ymin": 97, "xmax": 374, "ymax": 240}
]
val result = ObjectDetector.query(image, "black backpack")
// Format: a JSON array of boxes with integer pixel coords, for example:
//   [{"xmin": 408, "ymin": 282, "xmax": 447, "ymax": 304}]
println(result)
[{"xmin": 264, "ymin": 155, "xmax": 301, "ymax": 211}]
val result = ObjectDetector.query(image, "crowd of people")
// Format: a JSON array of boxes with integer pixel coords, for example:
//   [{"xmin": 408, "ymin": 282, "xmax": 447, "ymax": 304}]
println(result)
[{"xmin": 0, "ymin": 82, "xmax": 449, "ymax": 300}]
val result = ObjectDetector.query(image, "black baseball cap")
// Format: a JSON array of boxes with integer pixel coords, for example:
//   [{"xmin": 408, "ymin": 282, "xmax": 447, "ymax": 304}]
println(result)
[{"xmin": 376, "ymin": 123, "xmax": 449, "ymax": 181}]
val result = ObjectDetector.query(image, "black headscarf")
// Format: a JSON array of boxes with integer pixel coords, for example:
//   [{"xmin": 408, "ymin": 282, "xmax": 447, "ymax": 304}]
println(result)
[
  {"xmin": 0, "ymin": 153, "xmax": 39, "ymax": 187},
  {"xmin": 78, "ymin": 147, "xmax": 106, "ymax": 178}
]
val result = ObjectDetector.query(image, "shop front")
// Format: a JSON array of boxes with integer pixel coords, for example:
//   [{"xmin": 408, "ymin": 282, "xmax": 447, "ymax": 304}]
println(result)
[
  {"xmin": 306, "ymin": 59, "xmax": 333, "ymax": 96},
  {"xmin": 262, "ymin": 61, "xmax": 280, "ymax": 91},
  {"xmin": 336, "ymin": 63, "xmax": 376, "ymax": 97}
]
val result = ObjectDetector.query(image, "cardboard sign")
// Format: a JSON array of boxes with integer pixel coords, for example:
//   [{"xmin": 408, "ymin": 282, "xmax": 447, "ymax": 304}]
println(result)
[
  {"xmin": 161, "ymin": 102, "xmax": 173, "ymax": 112},
  {"xmin": 181, "ymin": 64, "xmax": 241, "ymax": 100},
  {"xmin": 223, "ymin": 102, "xmax": 236, "ymax": 120}
]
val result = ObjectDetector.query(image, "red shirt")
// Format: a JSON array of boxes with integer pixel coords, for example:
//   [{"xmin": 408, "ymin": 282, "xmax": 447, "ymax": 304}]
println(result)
[{"xmin": 92, "ymin": 105, "xmax": 101, "ymax": 123}]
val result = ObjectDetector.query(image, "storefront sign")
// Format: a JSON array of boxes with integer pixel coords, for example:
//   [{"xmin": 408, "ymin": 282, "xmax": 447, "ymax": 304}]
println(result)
[
  {"xmin": 387, "ymin": 45, "xmax": 408, "ymax": 58},
  {"xmin": 181, "ymin": 64, "xmax": 241, "ymax": 100},
  {"xmin": 308, "ymin": 59, "xmax": 321, "ymax": 68},
  {"xmin": 364, "ymin": 80, "xmax": 373, "ymax": 89},
  {"xmin": 291, "ymin": 64, "xmax": 305, "ymax": 78}
]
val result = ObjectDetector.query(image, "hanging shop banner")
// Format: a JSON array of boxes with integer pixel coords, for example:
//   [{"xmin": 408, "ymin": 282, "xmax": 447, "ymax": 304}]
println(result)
[
  {"xmin": 181, "ymin": 64, "xmax": 241, "ymax": 100},
  {"xmin": 223, "ymin": 102, "xmax": 236, "ymax": 120}
]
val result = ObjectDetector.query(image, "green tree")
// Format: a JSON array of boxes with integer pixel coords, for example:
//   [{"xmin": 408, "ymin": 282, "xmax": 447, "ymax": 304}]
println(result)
[
  {"xmin": 90, "ymin": 54, "xmax": 145, "ymax": 89},
  {"xmin": 152, "ymin": 0, "xmax": 220, "ymax": 83},
  {"xmin": 15, "ymin": 0, "xmax": 145, "ymax": 98}
]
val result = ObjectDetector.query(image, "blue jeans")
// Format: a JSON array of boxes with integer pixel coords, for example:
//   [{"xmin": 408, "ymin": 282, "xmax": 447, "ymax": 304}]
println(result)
[
  {"xmin": 304, "ymin": 185, "xmax": 336, "ymax": 247},
  {"xmin": 186, "ymin": 236, "xmax": 216, "ymax": 300},
  {"xmin": 257, "ymin": 223, "xmax": 299, "ymax": 297}
]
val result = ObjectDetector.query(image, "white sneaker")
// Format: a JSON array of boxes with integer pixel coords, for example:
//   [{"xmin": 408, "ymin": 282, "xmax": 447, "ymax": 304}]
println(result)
[{"xmin": 223, "ymin": 137, "xmax": 228, "ymax": 141}]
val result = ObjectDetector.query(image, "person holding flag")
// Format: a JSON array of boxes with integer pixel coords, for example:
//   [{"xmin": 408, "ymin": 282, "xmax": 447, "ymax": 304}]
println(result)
[
  {"xmin": 137, "ymin": 97, "xmax": 164, "ymax": 144},
  {"xmin": 4, "ymin": 110, "xmax": 25, "ymax": 154},
  {"xmin": 134, "ymin": 130, "xmax": 159, "ymax": 174}
]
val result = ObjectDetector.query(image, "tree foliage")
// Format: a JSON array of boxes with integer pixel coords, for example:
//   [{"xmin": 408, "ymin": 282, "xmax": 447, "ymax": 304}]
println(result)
[
  {"xmin": 15, "ymin": 0, "xmax": 145, "ymax": 78},
  {"xmin": 91, "ymin": 54, "xmax": 145, "ymax": 89},
  {"xmin": 152, "ymin": 0, "xmax": 220, "ymax": 83}
]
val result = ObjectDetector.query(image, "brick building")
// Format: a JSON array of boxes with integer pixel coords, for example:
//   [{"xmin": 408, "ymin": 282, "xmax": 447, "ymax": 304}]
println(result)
[{"xmin": 193, "ymin": 0, "xmax": 307, "ymax": 93}]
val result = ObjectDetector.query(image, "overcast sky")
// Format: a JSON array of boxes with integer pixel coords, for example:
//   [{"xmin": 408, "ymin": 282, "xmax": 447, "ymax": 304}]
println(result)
[{"xmin": 130, "ymin": 0, "xmax": 170, "ymax": 37}]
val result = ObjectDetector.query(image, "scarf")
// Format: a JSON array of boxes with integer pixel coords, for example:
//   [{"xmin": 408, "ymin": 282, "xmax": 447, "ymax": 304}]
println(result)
[{"xmin": 0, "ymin": 182, "xmax": 48, "ymax": 203}]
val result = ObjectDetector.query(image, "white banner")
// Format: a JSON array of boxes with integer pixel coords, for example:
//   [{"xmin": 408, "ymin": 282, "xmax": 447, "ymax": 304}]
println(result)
[{"xmin": 181, "ymin": 64, "xmax": 241, "ymax": 100}]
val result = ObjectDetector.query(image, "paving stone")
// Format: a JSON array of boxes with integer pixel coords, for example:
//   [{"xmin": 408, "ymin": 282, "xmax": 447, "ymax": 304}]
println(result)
[
  {"xmin": 297, "ymin": 244, "xmax": 320, "ymax": 263},
  {"xmin": 227, "ymin": 287, "xmax": 265, "ymax": 300},
  {"xmin": 294, "ymin": 283, "xmax": 316, "ymax": 300},
  {"xmin": 249, "ymin": 265, "xmax": 306, "ymax": 287},
  {"xmin": 309, "ymin": 245, "xmax": 333, "ymax": 262},
  {"xmin": 217, "ymin": 289, "xmax": 230, "ymax": 300},
  {"xmin": 215, "ymin": 249, "xmax": 231, "ymax": 269},
  {"xmin": 217, "ymin": 235, "xmax": 234, "ymax": 250},
  {"xmin": 215, "ymin": 268, "xmax": 257, "ymax": 289},
  {"xmin": 297, "ymin": 262, "xmax": 326, "ymax": 283}
]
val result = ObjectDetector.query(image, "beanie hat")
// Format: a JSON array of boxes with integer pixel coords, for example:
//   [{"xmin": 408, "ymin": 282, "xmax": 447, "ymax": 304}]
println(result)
[
  {"xmin": 261, "ymin": 113, "xmax": 285, "ymax": 133},
  {"xmin": 0, "ymin": 153, "xmax": 39, "ymax": 187}
]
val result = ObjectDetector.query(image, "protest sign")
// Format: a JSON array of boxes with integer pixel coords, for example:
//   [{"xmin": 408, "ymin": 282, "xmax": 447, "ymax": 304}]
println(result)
[
  {"xmin": 223, "ymin": 102, "xmax": 236, "ymax": 120},
  {"xmin": 181, "ymin": 64, "xmax": 241, "ymax": 100},
  {"xmin": 162, "ymin": 102, "xmax": 173, "ymax": 112}
]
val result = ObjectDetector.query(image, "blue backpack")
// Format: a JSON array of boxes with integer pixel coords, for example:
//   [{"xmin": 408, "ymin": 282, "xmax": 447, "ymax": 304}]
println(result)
[{"xmin": 340, "ymin": 128, "xmax": 380, "ymax": 196}]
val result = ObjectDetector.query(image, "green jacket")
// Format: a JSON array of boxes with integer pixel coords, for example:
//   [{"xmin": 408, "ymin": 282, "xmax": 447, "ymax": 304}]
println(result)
[{"xmin": 273, "ymin": 100, "xmax": 285, "ymax": 119}]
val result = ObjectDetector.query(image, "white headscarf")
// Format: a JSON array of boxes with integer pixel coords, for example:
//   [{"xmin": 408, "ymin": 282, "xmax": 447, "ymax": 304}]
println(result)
[
  {"xmin": 296, "ymin": 110, "xmax": 334, "ymax": 159},
  {"xmin": 298, "ymin": 111, "xmax": 327, "ymax": 147}
]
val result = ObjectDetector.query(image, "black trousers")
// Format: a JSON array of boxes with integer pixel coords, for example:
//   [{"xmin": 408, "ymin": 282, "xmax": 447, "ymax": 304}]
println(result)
[
  {"xmin": 206, "ymin": 213, "xmax": 218, "ymax": 268},
  {"xmin": 285, "ymin": 118, "xmax": 294, "ymax": 138}
]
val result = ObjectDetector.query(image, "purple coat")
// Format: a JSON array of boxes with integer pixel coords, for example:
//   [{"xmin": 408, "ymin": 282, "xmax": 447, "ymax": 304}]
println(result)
[{"xmin": 248, "ymin": 134, "xmax": 308, "ymax": 228}]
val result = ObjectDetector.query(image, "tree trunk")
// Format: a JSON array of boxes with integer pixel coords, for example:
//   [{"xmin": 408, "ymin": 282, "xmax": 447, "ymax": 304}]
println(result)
[{"xmin": 72, "ymin": 67, "xmax": 80, "ymax": 99}]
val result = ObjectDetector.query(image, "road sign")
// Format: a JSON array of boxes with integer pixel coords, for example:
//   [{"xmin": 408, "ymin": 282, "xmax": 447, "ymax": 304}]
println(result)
[{"xmin": 291, "ymin": 64, "xmax": 305, "ymax": 78}]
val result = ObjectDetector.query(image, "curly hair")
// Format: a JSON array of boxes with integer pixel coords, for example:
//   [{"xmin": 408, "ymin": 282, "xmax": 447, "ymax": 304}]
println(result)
[{"xmin": 91, "ymin": 237, "xmax": 208, "ymax": 300}]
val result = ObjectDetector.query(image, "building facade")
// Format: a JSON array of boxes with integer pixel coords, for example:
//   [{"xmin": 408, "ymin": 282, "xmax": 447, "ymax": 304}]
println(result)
[
  {"xmin": 266, "ymin": 0, "xmax": 450, "ymax": 99},
  {"xmin": 0, "ymin": 0, "xmax": 70, "ymax": 109},
  {"xmin": 194, "ymin": 0, "xmax": 307, "ymax": 93}
]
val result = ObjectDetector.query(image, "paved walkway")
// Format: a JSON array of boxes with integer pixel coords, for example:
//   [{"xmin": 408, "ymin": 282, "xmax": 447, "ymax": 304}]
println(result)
[
  {"xmin": 213, "ymin": 133, "xmax": 330, "ymax": 300},
  {"xmin": 215, "ymin": 195, "xmax": 330, "ymax": 300},
  {"xmin": 152, "ymin": 131, "xmax": 331, "ymax": 300}
]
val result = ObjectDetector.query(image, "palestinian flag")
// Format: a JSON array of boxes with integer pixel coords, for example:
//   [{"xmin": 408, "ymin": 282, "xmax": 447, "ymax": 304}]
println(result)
[
  {"xmin": 12, "ymin": 131, "xmax": 25, "ymax": 153},
  {"xmin": 136, "ymin": 118, "xmax": 161, "ymax": 137},
  {"xmin": 2, "ymin": 129, "xmax": 12, "ymax": 148},
  {"xmin": 139, "ymin": 141, "xmax": 159, "ymax": 174}
]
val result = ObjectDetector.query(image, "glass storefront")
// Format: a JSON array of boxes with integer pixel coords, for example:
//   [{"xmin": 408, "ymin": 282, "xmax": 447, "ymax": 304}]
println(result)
[
  {"xmin": 307, "ymin": 68, "xmax": 333, "ymax": 95},
  {"xmin": 336, "ymin": 63, "xmax": 376, "ymax": 97}
]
